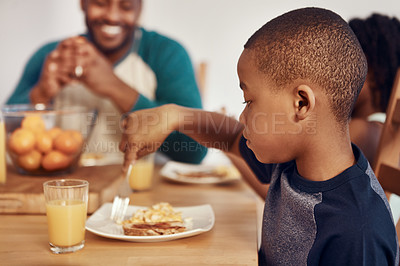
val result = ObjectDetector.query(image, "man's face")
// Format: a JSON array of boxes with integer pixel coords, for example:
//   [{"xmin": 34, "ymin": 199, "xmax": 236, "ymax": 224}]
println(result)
[
  {"xmin": 238, "ymin": 49, "xmax": 300, "ymax": 164},
  {"xmin": 82, "ymin": 0, "xmax": 142, "ymax": 53}
]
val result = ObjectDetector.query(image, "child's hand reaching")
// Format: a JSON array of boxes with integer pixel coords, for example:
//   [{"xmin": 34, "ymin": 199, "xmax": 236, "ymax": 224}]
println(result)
[{"xmin": 119, "ymin": 104, "xmax": 180, "ymax": 171}]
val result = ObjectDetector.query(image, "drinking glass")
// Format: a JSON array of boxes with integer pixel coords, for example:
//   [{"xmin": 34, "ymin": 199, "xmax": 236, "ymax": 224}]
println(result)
[
  {"xmin": 126, "ymin": 154, "xmax": 155, "ymax": 191},
  {"xmin": 43, "ymin": 179, "xmax": 89, "ymax": 254}
]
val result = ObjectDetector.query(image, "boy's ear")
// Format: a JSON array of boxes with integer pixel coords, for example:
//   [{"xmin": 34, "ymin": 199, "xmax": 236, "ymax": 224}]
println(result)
[{"xmin": 294, "ymin": 85, "xmax": 315, "ymax": 121}]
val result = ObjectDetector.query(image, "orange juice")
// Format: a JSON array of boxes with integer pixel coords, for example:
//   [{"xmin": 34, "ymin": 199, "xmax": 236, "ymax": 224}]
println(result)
[
  {"xmin": 46, "ymin": 199, "xmax": 87, "ymax": 247},
  {"xmin": 128, "ymin": 159, "xmax": 154, "ymax": 191},
  {"xmin": 0, "ymin": 121, "xmax": 6, "ymax": 184}
]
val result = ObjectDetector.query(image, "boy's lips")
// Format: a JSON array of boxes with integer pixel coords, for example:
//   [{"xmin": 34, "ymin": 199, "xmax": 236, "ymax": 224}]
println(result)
[
  {"xmin": 242, "ymin": 131, "xmax": 249, "ymax": 141},
  {"xmin": 246, "ymin": 139, "xmax": 251, "ymax": 147},
  {"xmin": 242, "ymin": 133, "xmax": 251, "ymax": 146}
]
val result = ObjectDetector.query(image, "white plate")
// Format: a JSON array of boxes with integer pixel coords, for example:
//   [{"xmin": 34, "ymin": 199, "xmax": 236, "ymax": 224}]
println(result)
[
  {"xmin": 86, "ymin": 203, "xmax": 215, "ymax": 242},
  {"xmin": 160, "ymin": 161, "xmax": 241, "ymax": 184}
]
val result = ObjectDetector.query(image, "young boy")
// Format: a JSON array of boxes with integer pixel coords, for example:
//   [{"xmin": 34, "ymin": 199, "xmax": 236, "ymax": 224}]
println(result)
[{"xmin": 120, "ymin": 7, "xmax": 399, "ymax": 265}]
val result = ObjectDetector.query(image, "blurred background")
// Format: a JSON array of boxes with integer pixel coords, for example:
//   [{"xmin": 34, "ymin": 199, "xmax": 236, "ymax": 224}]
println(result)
[{"xmin": 1, "ymin": 0, "xmax": 400, "ymax": 118}]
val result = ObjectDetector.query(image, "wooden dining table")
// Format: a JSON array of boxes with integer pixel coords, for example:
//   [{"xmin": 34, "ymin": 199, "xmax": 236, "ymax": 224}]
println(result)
[{"xmin": 0, "ymin": 163, "xmax": 262, "ymax": 265}]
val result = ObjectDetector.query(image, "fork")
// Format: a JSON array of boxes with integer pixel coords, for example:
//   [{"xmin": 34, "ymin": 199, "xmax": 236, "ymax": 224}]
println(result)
[
  {"xmin": 110, "ymin": 164, "xmax": 135, "ymax": 223},
  {"xmin": 110, "ymin": 195, "xmax": 130, "ymax": 224}
]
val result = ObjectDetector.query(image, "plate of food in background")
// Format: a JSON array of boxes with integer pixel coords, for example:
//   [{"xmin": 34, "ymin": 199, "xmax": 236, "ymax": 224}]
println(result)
[{"xmin": 160, "ymin": 161, "xmax": 241, "ymax": 184}]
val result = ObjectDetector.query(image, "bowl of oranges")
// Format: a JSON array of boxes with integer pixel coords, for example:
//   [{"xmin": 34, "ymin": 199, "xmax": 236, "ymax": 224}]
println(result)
[{"xmin": 2, "ymin": 104, "xmax": 96, "ymax": 176}]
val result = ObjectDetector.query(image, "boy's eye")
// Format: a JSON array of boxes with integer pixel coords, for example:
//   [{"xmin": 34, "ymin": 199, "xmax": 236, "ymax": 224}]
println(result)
[{"xmin": 242, "ymin": 100, "xmax": 252, "ymax": 107}]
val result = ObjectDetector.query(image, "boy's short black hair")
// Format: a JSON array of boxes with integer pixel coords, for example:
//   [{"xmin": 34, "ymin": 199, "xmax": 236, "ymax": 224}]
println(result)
[{"xmin": 244, "ymin": 7, "xmax": 367, "ymax": 125}]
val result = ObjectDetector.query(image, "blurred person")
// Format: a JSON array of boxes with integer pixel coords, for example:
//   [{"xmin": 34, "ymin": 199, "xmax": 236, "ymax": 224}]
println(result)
[
  {"xmin": 349, "ymin": 13, "xmax": 400, "ymax": 162},
  {"xmin": 6, "ymin": 0, "xmax": 207, "ymax": 164},
  {"xmin": 348, "ymin": 13, "xmax": 400, "ymax": 241}
]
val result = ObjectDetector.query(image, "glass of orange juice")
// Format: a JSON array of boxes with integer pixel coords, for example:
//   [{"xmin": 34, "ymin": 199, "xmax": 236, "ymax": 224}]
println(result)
[
  {"xmin": 43, "ymin": 179, "xmax": 88, "ymax": 254},
  {"xmin": 127, "ymin": 154, "xmax": 155, "ymax": 191}
]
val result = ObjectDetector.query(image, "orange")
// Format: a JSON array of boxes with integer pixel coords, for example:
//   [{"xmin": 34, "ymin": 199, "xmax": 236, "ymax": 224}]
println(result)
[
  {"xmin": 54, "ymin": 130, "xmax": 82, "ymax": 155},
  {"xmin": 47, "ymin": 127, "xmax": 62, "ymax": 140},
  {"xmin": 8, "ymin": 128, "xmax": 36, "ymax": 155},
  {"xmin": 69, "ymin": 130, "xmax": 83, "ymax": 147},
  {"xmin": 18, "ymin": 150, "xmax": 42, "ymax": 171},
  {"xmin": 21, "ymin": 115, "xmax": 46, "ymax": 134},
  {"xmin": 36, "ymin": 131, "xmax": 53, "ymax": 153},
  {"xmin": 42, "ymin": 151, "xmax": 71, "ymax": 171}
]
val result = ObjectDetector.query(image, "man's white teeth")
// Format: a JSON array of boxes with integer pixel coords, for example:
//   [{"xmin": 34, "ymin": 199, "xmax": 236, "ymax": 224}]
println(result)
[{"xmin": 101, "ymin": 25, "xmax": 122, "ymax": 35}]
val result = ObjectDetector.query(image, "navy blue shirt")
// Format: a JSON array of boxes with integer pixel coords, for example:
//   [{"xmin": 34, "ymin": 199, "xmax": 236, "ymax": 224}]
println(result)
[{"xmin": 239, "ymin": 136, "xmax": 399, "ymax": 265}]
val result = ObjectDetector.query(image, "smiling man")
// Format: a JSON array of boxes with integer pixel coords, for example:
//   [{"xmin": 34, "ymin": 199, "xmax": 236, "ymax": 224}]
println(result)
[{"xmin": 7, "ymin": 0, "xmax": 207, "ymax": 164}]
